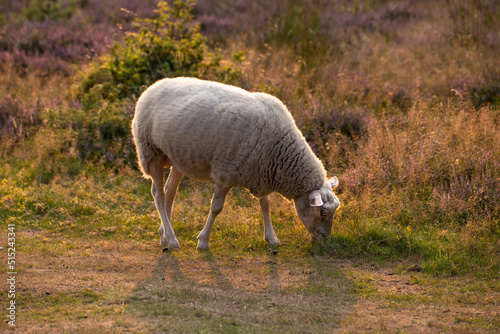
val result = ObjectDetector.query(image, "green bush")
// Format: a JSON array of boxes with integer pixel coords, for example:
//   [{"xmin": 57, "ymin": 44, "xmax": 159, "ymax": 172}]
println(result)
[
  {"xmin": 80, "ymin": 0, "xmax": 241, "ymax": 103},
  {"xmin": 22, "ymin": 0, "xmax": 77, "ymax": 22}
]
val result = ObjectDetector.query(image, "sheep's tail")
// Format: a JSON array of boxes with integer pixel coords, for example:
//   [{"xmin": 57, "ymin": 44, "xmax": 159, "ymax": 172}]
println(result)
[{"xmin": 131, "ymin": 118, "xmax": 161, "ymax": 179}]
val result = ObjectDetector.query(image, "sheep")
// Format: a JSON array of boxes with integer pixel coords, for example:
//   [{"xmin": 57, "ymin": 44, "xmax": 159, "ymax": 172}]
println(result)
[{"xmin": 131, "ymin": 77, "xmax": 340, "ymax": 251}]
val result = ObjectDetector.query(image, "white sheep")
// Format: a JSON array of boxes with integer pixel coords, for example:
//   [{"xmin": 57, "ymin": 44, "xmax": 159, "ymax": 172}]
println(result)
[{"xmin": 131, "ymin": 77, "xmax": 340, "ymax": 250}]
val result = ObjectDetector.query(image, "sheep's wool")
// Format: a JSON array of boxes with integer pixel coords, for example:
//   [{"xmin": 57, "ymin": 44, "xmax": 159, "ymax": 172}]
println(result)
[{"xmin": 132, "ymin": 77, "xmax": 326, "ymax": 200}]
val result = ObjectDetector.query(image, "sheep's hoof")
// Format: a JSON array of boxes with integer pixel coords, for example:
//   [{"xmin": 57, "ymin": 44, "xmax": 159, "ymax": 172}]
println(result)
[
  {"xmin": 196, "ymin": 241, "xmax": 210, "ymax": 251},
  {"xmin": 266, "ymin": 237, "xmax": 281, "ymax": 247},
  {"xmin": 158, "ymin": 229, "xmax": 169, "ymax": 247},
  {"xmin": 168, "ymin": 239, "xmax": 180, "ymax": 250},
  {"xmin": 160, "ymin": 237, "xmax": 179, "ymax": 250}
]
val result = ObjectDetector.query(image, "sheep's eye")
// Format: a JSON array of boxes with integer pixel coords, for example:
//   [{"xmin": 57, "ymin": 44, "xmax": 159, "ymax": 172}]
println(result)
[{"xmin": 320, "ymin": 209, "xmax": 328, "ymax": 218}]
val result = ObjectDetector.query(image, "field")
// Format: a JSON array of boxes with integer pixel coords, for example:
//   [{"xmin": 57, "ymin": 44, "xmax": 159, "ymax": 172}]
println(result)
[{"xmin": 1, "ymin": 0, "xmax": 499, "ymax": 332}]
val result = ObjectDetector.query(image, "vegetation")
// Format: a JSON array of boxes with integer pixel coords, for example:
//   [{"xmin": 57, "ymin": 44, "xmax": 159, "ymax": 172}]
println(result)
[
  {"xmin": 1, "ymin": 0, "xmax": 499, "ymax": 332},
  {"xmin": 80, "ymin": 0, "xmax": 241, "ymax": 102}
]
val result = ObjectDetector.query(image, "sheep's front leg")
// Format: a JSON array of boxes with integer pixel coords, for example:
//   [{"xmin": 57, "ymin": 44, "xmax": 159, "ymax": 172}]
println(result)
[
  {"xmin": 197, "ymin": 184, "xmax": 231, "ymax": 251},
  {"xmin": 260, "ymin": 196, "xmax": 280, "ymax": 247},
  {"xmin": 150, "ymin": 158, "xmax": 179, "ymax": 250}
]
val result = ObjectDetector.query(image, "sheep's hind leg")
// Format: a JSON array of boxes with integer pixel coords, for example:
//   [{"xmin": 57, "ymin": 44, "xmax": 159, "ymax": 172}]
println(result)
[
  {"xmin": 197, "ymin": 184, "xmax": 231, "ymax": 251},
  {"xmin": 157, "ymin": 166, "xmax": 183, "ymax": 243},
  {"xmin": 150, "ymin": 156, "xmax": 179, "ymax": 250},
  {"xmin": 260, "ymin": 196, "xmax": 280, "ymax": 247},
  {"xmin": 164, "ymin": 167, "xmax": 184, "ymax": 221}
]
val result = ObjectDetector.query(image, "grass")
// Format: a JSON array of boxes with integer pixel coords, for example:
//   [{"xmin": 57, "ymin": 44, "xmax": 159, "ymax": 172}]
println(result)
[
  {"xmin": 2, "ymin": 150, "xmax": 499, "ymax": 332},
  {"xmin": 1, "ymin": 0, "xmax": 499, "ymax": 332}
]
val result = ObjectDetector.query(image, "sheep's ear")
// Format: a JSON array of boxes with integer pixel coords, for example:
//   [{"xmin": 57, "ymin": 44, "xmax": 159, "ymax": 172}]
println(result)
[
  {"xmin": 309, "ymin": 190, "xmax": 323, "ymax": 207},
  {"xmin": 327, "ymin": 176, "xmax": 339, "ymax": 188}
]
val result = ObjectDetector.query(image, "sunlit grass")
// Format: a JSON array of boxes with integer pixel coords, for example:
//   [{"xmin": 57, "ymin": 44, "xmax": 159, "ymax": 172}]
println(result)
[{"xmin": 2, "ymin": 140, "xmax": 498, "ymax": 279}]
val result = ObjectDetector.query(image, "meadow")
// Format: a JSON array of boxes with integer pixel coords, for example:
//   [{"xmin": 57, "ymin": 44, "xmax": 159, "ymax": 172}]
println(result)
[{"xmin": 1, "ymin": 0, "xmax": 499, "ymax": 332}]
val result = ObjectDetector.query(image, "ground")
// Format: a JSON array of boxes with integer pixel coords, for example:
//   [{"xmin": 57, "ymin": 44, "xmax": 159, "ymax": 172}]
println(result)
[{"xmin": 5, "ymin": 230, "xmax": 498, "ymax": 333}]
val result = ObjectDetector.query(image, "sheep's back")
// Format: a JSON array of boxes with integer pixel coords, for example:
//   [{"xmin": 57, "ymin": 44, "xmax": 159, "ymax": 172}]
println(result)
[{"xmin": 134, "ymin": 78, "xmax": 290, "ymax": 190}]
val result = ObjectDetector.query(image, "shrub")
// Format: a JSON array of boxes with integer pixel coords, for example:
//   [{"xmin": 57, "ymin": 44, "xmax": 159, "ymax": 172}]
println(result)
[
  {"xmin": 22, "ymin": 0, "xmax": 77, "ymax": 22},
  {"xmin": 80, "ymin": 0, "xmax": 241, "ymax": 103}
]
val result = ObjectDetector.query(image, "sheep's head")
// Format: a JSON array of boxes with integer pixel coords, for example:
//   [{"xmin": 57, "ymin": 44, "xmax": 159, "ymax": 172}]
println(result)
[{"xmin": 294, "ymin": 177, "xmax": 340, "ymax": 241}]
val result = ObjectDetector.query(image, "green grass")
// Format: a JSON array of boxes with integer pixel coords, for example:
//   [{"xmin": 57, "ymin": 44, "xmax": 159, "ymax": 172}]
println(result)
[{"xmin": 2, "ymin": 147, "xmax": 498, "ymax": 277}]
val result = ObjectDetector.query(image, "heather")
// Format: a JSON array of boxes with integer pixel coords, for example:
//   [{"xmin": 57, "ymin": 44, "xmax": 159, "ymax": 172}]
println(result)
[{"xmin": 1, "ymin": 1, "xmax": 500, "ymax": 331}]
